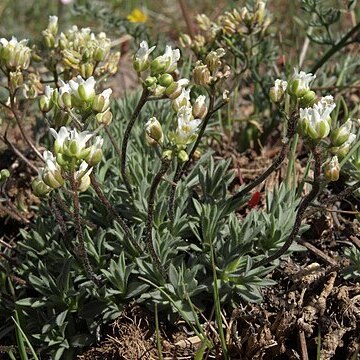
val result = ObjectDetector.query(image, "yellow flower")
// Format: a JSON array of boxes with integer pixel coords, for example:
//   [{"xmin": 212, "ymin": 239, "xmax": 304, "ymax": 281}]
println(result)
[{"xmin": 127, "ymin": 8, "xmax": 148, "ymax": 23}]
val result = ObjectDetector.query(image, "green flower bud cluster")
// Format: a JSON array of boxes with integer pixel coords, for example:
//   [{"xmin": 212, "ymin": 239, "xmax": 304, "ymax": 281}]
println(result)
[
  {"xmin": 0, "ymin": 37, "xmax": 31, "ymax": 71},
  {"xmin": 133, "ymin": 41, "xmax": 188, "ymax": 100},
  {"xmin": 32, "ymin": 127, "xmax": 103, "ymax": 197},
  {"xmin": 39, "ymin": 75, "xmax": 113, "ymax": 126}
]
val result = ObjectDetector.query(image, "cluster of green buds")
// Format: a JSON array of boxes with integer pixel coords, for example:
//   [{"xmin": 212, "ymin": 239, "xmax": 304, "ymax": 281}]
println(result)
[
  {"xmin": 192, "ymin": 48, "xmax": 230, "ymax": 86},
  {"xmin": 179, "ymin": 1, "xmax": 269, "ymax": 56},
  {"xmin": 41, "ymin": 16, "xmax": 119, "ymax": 79},
  {"xmin": 133, "ymin": 41, "xmax": 191, "ymax": 100},
  {"xmin": 32, "ymin": 127, "xmax": 103, "ymax": 197},
  {"xmin": 0, "ymin": 37, "xmax": 31, "ymax": 71},
  {"xmin": 39, "ymin": 75, "xmax": 113, "ymax": 126}
]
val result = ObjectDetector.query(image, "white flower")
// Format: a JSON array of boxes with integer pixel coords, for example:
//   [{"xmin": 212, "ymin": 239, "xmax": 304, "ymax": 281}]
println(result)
[
  {"xmin": 175, "ymin": 106, "xmax": 202, "ymax": 145},
  {"xmin": 193, "ymin": 95, "xmax": 208, "ymax": 119},
  {"xmin": 172, "ymin": 88, "xmax": 190, "ymax": 111},
  {"xmin": 92, "ymin": 88, "xmax": 112, "ymax": 113},
  {"xmin": 0, "ymin": 36, "xmax": 31, "ymax": 70},
  {"xmin": 299, "ymin": 97, "xmax": 335, "ymax": 140},
  {"xmin": 41, "ymin": 151, "xmax": 64, "ymax": 189},
  {"xmin": 293, "ymin": 69, "xmax": 316, "ymax": 91},
  {"xmin": 133, "ymin": 40, "xmax": 156, "ymax": 72},
  {"xmin": 69, "ymin": 76, "xmax": 96, "ymax": 102},
  {"xmin": 74, "ymin": 161, "xmax": 93, "ymax": 192},
  {"xmin": 163, "ymin": 45, "xmax": 180, "ymax": 73},
  {"xmin": 151, "ymin": 45, "xmax": 180, "ymax": 74},
  {"xmin": 48, "ymin": 15, "xmax": 58, "ymax": 34},
  {"xmin": 50, "ymin": 127, "xmax": 93, "ymax": 157},
  {"xmin": 274, "ymin": 79, "xmax": 287, "ymax": 92}
]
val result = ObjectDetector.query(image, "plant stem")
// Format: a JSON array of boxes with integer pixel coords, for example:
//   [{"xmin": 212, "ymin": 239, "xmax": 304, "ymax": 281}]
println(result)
[
  {"xmin": 306, "ymin": 180, "xmax": 360, "ymax": 217},
  {"xmin": 0, "ymin": 134, "xmax": 38, "ymax": 173},
  {"xmin": 8, "ymin": 91, "xmax": 44, "ymax": 162},
  {"xmin": 69, "ymin": 174, "xmax": 100, "ymax": 286},
  {"xmin": 311, "ymin": 22, "xmax": 360, "ymax": 74},
  {"xmin": 168, "ymin": 92, "xmax": 217, "ymax": 221},
  {"xmin": 227, "ymin": 112, "xmax": 298, "ymax": 207},
  {"xmin": 104, "ymin": 126, "xmax": 122, "ymax": 160},
  {"xmin": 209, "ymin": 237, "xmax": 228, "ymax": 359},
  {"xmin": 90, "ymin": 174, "xmax": 142, "ymax": 254},
  {"xmin": 144, "ymin": 159, "xmax": 170, "ymax": 274},
  {"xmin": 252, "ymin": 146, "xmax": 322, "ymax": 269},
  {"xmin": 120, "ymin": 88, "xmax": 149, "ymax": 196}
]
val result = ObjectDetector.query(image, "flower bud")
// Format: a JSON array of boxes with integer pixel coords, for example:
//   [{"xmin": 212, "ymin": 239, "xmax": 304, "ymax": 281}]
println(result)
[
  {"xmin": 162, "ymin": 150, "xmax": 173, "ymax": 160},
  {"xmin": 205, "ymin": 51, "xmax": 222, "ymax": 73},
  {"xmin": 192, "ymin": 95, "xmax": 207, "ymax": 119},
  {"xmin": 85, "ymin": 137, "xmax": 103, "ymax": 166},
  {"xmin": 9, "ymin": 71, "xmax": 23, "ymax": 92},
  {"xmin": 178, "ymin": 149, "xmax": 189, "ymax": 162},
  {"xmin": 78, "ymin": 83, "xmax": 95, "ymax": 102},
  {"xmin": 172, "ymin": 88, "xmax": 190, "ymax": 112},
  {"xmin": 150, "ymin": 56, "xmax": 170, "ymax": 75},
  {"xmin": 330, "ymin": 134, "xmax": 356, "ymax": 158},
  {"xmin": 324, "ymin": 156, "xmax": 340, "ymax": 182},
  {"xmin": 92, "ymin": 89, "xmax": 112, "ymax": 113},
  {"xmin": 47, "ymin": 16, "xmax": 58, "ymax": 36},
  {"xmin": 133, "ymin": 41, "xmax": 156, "ymax": 73},
  {"xmin": 80, "ymin": 63, "xmax": 94, "ymax": 79},
  {"xmin": 0, "ymin": 169, "xmax": 10, "ymax": 183},
  {"xmin": 288, "ymin": 70, "xmax": 316, "ymax": 98},
  {"xmin": 42, "ymin": 168, "xmax": 64, "ymax": 189},
  {"xmin": 179, "ymin": 33, "xmax": 192, "ymax": 48},
  {"xmin": 43, "ymin": 33, "xmax": 55, "ymax": 49},
  {"xmin": 93, "ymin": 46, "xmax": 107, "ymax": 62},
  {"xmin": 32, "ymin": 177, "xmax": 52, "ymax": 197},
  {"xmin": 330, "ymin": 119, "xmax": 352, "ymax": 147},
  {"xmin": 299, "ymin": 90, "xmax": 316, "ymax": 108},
  {"xmin": 145, "ymin": 117, "xmax": 164, "ymax": 145},
  {"xmin": 78, "ymin": 174, "xmax": 91, "ymax": 192},
  {"xmin": 269, "ymin": 79, "xmax": 287, "ymax": 103},
  {"xmin": 95, "ymin": 109, "xmax": 113, "ymax": 125},
  {"xmin": 144, "ymin": 76, "xmax": 157, "ymax": 88},
  {"xmin": 158, "ymin": 73, "xmax": 174, "ymax": 87},
  {"xmin": 39, "ymin": 95, "xmax": 53, "ymax": 112},
  {"xmin": 75, "ymin": 162, "xmax": 92, "ymax": 192},
  {"xmin": 192, "ymin": 61, "xmax": 211, "ymax": 86}
]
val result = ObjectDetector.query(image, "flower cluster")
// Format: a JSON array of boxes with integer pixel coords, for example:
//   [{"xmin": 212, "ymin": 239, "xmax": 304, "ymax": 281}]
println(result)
[
  {"xmin": 32, "ymin": 127, "xmax": 103, "ymax": 197},
  {"xmin": 192, "ymin": 48, "xmax": 230, "ymax": 86},
  {"xmin": 133, "ymin": 40, "xmax": 214, "ymax": 162},
  {"xmin": 271, "ymin": 70, "xmax": 358, "ymax": 182},
  {"xmin": 179, "ymin": 1, "xmax": 269, "ymax": 56},
  {"xmin": 133, "ymin": 41, "xmax": 191, "ymax": 100},
  {"xmin": 0, "ymin": 37, "xmax": 31, "ymax": 71},
  {"xmin": 39, "ymin": 75, "xmax": 113, "ymax": 126},
  {"xmin": 41, "ymin": 16, "xmax": 119, "ymax": 79}
]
